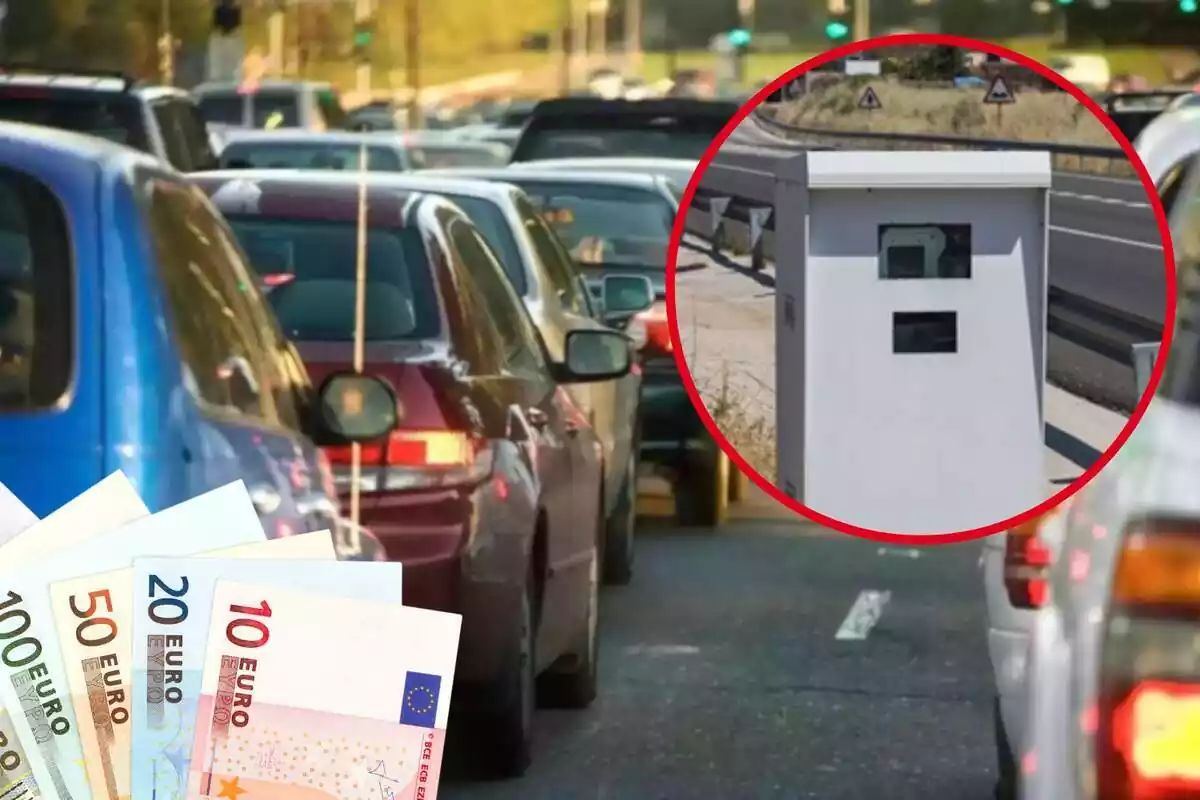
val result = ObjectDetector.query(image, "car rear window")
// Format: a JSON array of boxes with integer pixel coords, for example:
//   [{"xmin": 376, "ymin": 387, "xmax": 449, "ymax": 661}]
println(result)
[
  {"xmin": 0, "ymin": 167, "xmax": 72, "ymax": 410},
  {"xmin": 197, "ymin": 91, "xmax": 301, "ymax": 129},
  {"xmin": 441, "ymin": 194, "xmax": 526, "ymax": 294},
  {"xmin": 225, "ymin": 218, "xmax": 440, "ymax": 342},
  {"xmin": 0, "ymin": 91, "xmax": 148, "ymax": 150},
  {"xmin": 406, "ymin": 144, "xmax": 507, "ymax": 169},
  {"xmin": 507, "ymin": 181, "xmax": 674, "ymax": 268},
  {"xmin": 219, "ymin": 142, "xmax": 403, "ymax": 171}
]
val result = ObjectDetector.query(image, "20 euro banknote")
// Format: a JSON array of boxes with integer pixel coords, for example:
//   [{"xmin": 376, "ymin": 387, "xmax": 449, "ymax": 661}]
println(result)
[{"xmin": 187, "ymin": 579, "xmax": 459, "ymax": 799}]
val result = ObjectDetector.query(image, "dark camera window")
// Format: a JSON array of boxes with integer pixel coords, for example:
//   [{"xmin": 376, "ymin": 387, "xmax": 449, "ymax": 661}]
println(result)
[
  {"xmin": 878, "ymin": 224, "xmax": 972, "ymax": 279},
  {"xmin": 893, "ymin": 311, "xmax": 957, "ymax": 354}
]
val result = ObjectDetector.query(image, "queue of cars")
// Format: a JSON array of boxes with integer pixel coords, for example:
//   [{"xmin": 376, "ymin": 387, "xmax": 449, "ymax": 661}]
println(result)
[{"xmin": 0, "ymin": 66, "xmax": 747, "ymax": 779}]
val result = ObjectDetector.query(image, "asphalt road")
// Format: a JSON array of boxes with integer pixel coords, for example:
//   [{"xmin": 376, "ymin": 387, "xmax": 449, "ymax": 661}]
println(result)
[
  {"xmin": 438, "ymin": 514, "xmax": 996, "ymax": 800},
  {"xmin": 690, "ymin": 116, "xmax": 1168, "ymax": 412}
]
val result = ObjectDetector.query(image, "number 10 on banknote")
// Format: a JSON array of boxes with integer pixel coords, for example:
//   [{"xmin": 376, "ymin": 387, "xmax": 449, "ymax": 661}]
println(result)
[{"xmin": 188, "ymin": 580, "xmax": 462, "ymax": 799}]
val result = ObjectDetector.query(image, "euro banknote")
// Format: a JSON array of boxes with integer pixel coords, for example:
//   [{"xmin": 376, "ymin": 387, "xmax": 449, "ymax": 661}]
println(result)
[
  {"xmin": 57, "ymin": 531, "xmax": 338, "ymax": 800},
  {"xmin": 188, "ymin": 579, "xmax": 458, "ymax": 800},
  {"xmin": 0, "ymin": 480, "xmax": 264, "ymax": 800},
  {"xmin": 0, "ymin": 471, "xmax": 148, "ymax": 800}
]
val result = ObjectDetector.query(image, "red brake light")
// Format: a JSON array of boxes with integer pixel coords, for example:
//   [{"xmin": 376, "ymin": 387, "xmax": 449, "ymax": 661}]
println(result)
[
  {"xmin": 261, "ymin": 273, "xmax": 295, "ymax": 288},
  {"xmin": 1096, "ymin": 521, "xmax": 1200, "ymax": 799},
  {"xmin": 633, "ymin": 303, "xmax": 672, "ymax": 356},
  {"xmin": 1003, "ymin": 513, "xmax": 1054, "ymax": 609},
  {"xmin": 322, "ymin": 429, "xmax": 493, "ymax": 493}
]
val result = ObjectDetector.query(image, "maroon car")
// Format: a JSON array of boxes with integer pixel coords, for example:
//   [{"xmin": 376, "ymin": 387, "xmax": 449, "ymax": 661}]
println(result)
[{"xmin": 193, "ymin": 169, "xmax": 634, "ymax": 776}]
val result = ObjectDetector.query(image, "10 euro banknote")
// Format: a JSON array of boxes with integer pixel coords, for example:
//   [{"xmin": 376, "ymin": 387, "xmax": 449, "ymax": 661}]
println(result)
[
  {"xmin": 129, "ymin": 541, "xmax": 404, "ymax": 799},
  {"xmin": 188, "ymin": 580, "xmax": 459, "ymax": 800}
]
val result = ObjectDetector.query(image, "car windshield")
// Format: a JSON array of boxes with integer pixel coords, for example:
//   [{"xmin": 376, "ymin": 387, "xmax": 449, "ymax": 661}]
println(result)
[
  {"xmin": 0, "ymin": 91, "xmax": 148, "ymax": 150},
  {"xmin": 225, "ymin": 218, "xmax": 440, "ymax": 341},
  {"xmin": 510, "ymin": 181, "xmax": 674, "ymax": 268},
  {"xmin": 219, "ymin": 141, "xmax": 403, "ymax": 171},
  {"xmin": 197, "ymin": 90, "xmax": 301, "ymax": 129},
  {"xmin": 441, "ymin": 195, "xmax": 527, "ymax": 294},
  {"xmin": 1159, "ymin": 160, "xmax": 1200, "ymax": 404},
  {"xmin": 516, "ymin": 129, "xmax": 716, "ymax": 160}
]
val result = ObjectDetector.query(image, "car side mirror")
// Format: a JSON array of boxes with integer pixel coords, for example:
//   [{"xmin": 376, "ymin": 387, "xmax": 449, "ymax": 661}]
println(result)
[
  {"xmin": 558, "ymin": 329, "xmax": 633, "ymax": 383},
  {"xmin": 601, "ymin": 274, "xmax": 654, "ymax": 321},
  {"xmin": 314, "ymin": 371, "xmax": 399, "ymax": 442}
]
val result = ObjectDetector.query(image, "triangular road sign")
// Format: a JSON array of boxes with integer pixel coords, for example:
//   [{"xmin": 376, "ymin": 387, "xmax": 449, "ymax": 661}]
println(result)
[
  {"xmin": 983, "ymin": 74, "xmax": 1015, "ymax": 104},
  {"xmin": 857, "ymin": 85, "xmax": 882, "ymax": 111}
]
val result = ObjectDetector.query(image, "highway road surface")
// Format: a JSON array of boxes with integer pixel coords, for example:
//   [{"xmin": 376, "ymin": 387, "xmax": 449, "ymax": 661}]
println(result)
[
  {"xmin": 693, "ymin": 115, "xmax": 1167, "ymax": 412},
  {"xmin": 440, "ymin": 500, "xmax": 999, "ymax": 799}
]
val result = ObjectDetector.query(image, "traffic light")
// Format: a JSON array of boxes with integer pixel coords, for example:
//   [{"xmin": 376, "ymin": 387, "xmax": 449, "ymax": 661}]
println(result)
[
  {"xmin": 1182, "ymin": 0, "xmax": 1198, "ymax": 13},
  {"xmin": 1054, "ymin": 0, "xmax": 1073, "ymax": 5},
  {"xmin": 352, "ymin": 18, "xmax": 374, "ymax": 63},
  {"xmin": 212, "ymin": 0, "xmax": 241, "ymax": 34},
  {"xmin": 727, "ymin": 28, "xmax": 751, "ymax": 49},
  {"xmin": 825, "ymin": 18, "xmax": 850, "ymax": 40}
]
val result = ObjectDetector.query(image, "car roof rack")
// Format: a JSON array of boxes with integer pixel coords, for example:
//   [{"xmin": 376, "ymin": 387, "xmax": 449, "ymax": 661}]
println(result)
[{"xmin": 0, "ymin": 63, "xmax": 136, "ymax": 91}]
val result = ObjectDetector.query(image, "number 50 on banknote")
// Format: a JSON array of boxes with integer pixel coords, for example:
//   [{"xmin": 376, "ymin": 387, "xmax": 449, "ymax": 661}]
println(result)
[{"xmin": 188, "ymin": 580, "xmax": 461, "ymax": 800}]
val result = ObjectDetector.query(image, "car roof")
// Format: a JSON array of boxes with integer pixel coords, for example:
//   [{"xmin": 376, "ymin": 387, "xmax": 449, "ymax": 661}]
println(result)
[
  {"xmin": 192, "ymin": 80, "xmax": 331, "ymax": 96},
  {"xmin": 509, "ymin": 157, "xmax": 698, "ymax": 169},
  {"xmin": 222, "ymin": 129, "xmax": 399, "ymax": 146},
  {"xmin": 0, "ymin": 120, "xmax": 159, "ymax": 170},
  {"xmin": 191, "ymin": 169, "xmax": 429, "ymax": 226},
  {"xmin": 422, "ymin": 167, "xmax": 663, "ymax": 189},
  {"xmin": 354, "ymin": 172, "xmax": 519, "ymax": 203}
]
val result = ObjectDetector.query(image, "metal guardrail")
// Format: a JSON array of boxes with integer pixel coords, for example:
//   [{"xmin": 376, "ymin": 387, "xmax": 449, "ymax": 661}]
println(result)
[
  {"xmin": 751, "ymin": 110, "xmax": 1131, "ymax": 177},
  {"xmin": 685, "ymin": 148, "xmax": 1163, "ymax": 406}
]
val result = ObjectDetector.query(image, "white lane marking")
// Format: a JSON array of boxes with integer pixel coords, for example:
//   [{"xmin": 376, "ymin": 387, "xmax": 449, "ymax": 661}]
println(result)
[
  {"xmin": 877, "ymin": 547, "xmax": 921, "ymax": 559},
  {"xmin": 1051, "ymin": 189, "xmax": 1150, "ymax": 209},
  {"xmin": 834, "ymin": 590, "xmax": 892, "ymax": 641},
  {"xmin": 1049, "ymin": 224, "xmax": 1163, "ymax": 250},
  {"xmin": 623, "ymin": 644, "xmax": 700, "ymax": 656}
]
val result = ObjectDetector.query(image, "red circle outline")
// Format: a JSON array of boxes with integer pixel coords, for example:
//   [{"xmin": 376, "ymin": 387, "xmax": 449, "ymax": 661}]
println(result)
[{"xmin": 666, "ymin": 32, "xmax": 1178, "ymax": 544}]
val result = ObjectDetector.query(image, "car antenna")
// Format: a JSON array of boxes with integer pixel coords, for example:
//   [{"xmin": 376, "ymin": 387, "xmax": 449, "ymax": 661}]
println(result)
[{"xmin": 345, "ymin": 141, "xmax": 370, "ymax": 557}]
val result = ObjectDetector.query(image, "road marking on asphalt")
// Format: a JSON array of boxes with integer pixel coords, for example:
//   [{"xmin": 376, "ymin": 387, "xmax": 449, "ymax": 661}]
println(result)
[
  {"xmin": 624, "ymin": 644, "xmax": 701, "ymax": 656},
  {"xmin": 876, "ymin": 547, "xmax": 920, "ymax": 559},
  {"xmin": 1049, "ymin": 225, "xmax": 1163, "ymax": 250},
  {"xmin": 1051, "ymin": 189, "xmax": 1150, "ymax": 209},
  {"xmin": 834, "ymin": 590, "xmax": 891, "ymax": 640}
]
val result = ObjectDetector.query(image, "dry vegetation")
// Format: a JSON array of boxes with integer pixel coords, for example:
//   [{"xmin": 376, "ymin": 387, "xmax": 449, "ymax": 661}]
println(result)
[
  {"xmin": 701, "ymin": 368, "xmax": 776, "ymax": 482},
  {"xmin": 768, "ymin": 78, "xmax": 1134, "ymax": 176}
]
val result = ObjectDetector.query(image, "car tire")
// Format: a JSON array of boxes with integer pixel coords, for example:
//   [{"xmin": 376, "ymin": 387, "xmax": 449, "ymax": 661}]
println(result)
[
  {"xmin": 994, "ymin": 697, "xmax": 1018, "ymax": 800},
  {"xmin": 676, "ymin": 444, "xmax": 729, "ymax": 528},
  {"xmin": 603, "ymin": 450, "xmax": 637, "ymax": 586},
  {"xmin": 537, "ymin": 522, "xmax": 600, "ymax": 709},
  {"xmin": 474, "ymin": 571, "xmax": 537, "ymax": 779}
]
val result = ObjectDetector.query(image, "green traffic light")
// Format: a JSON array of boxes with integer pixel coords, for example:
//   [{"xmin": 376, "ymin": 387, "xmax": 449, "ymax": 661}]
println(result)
[
  {"xmin": 727, "ymin": 28, "xmax": 751, "ymax": 47},
  {"xmin": 354, "ymin": 30, "xmax": 371, "ymax": 47},
  {"xmin": 1183, "ymin": 0, "xmax": 1198, "ymax": 13},
  {"xmin": 825, "ymin": 21, "xmax": 849, "ymax": 39}
]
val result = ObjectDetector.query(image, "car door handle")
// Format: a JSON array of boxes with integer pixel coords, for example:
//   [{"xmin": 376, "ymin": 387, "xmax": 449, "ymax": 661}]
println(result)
[{"xmin": 526, "ymin": 407, "xmax": 549, "ymax": 430}]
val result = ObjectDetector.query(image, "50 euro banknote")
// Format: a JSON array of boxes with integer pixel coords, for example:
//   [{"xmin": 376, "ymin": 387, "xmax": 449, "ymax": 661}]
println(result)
[
  {"xmin": 57, "ymin": 531, "xmax": 340, "ymax": 800},
  {"xmin": 187, "ymin": 580, "xmax": 461, "ymax": 800},
  {"xmin": 130, "ymin": 549, "xmax": 403, "ymax": 800}
]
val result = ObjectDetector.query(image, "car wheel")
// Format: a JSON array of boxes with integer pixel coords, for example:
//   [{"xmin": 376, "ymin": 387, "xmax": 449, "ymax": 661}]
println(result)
[
  {"xmin": 994, "ymin": 697, "xmax": 1017, "ymax": 800},
  {"xmin": 603, "ymin": 449, "xmax": 637, "ymax": 586},
  {"xmin": 537, "ymin": 531, "xmax": 600, "ymax": 709},
  {"xmin": 675, "ymin": 444, "xmax": 729, "ymax": 528},
  {"xmin": 474, "ymin": 571, "xmax": 537, "ymax": 779}
]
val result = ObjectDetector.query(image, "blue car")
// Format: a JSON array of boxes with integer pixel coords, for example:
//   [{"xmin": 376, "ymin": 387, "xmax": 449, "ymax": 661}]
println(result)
[{"xmin": 0, "ymin": 121, "xmax": 397, "ymax": 557}]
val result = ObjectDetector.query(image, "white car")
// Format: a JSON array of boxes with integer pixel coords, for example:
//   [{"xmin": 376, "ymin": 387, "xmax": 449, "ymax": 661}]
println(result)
[
  {"xmin": 1016, "ymin": 152, "xmax": 1194, "ymax": 800},
  {"xmin": 1132, "ymin": 105, "xmax": 1200, "ymax": 212}
]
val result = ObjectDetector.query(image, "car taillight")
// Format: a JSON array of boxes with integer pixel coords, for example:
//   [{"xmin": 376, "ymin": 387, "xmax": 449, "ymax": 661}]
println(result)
[
  {"xmin": 322, "ymin": 429, "xmax": 494, "ymax": 493},
  {"xmin": 261, "ymin": 273, "xmax": 295, "ymax": 288},
  {"xmin": 633, "ymin": 303, "xmax": 672, "ymax": 356},
  {"xmin": 1003, "ymin": 513, "xmax": 1054, "ymax": 609},
  {"xmin": 1096, "ymin": 520, "xmax": 1200, "ymax": 800}
]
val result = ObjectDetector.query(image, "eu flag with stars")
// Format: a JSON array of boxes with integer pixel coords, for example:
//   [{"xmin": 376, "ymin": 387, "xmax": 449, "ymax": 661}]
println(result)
[{"xmin": 399, "ymin": 671, "xmax": 441, "ymax": 728}]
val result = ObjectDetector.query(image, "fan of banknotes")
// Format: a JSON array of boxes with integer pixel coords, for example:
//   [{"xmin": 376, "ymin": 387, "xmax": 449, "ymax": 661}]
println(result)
[{"xmin": 0, "ymin": 472, "xmax": 461, "ymax": 800}]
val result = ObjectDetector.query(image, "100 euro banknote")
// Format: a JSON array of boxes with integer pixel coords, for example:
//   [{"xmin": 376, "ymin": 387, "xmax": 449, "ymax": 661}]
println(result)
[
  {"xmin": 0, "ymin": 481, "xmax": 262, "ymax": 800},
  {"xmin": 188, "ymin": 579, "xmax": 458, "ymax": 799},
  {"xmin": 0, "ymin": 471, "xmax": 148, "ymax": 800},
  {"xmin": 57, "ymin": 532, "xmax": 338, "ymax": 800}
]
